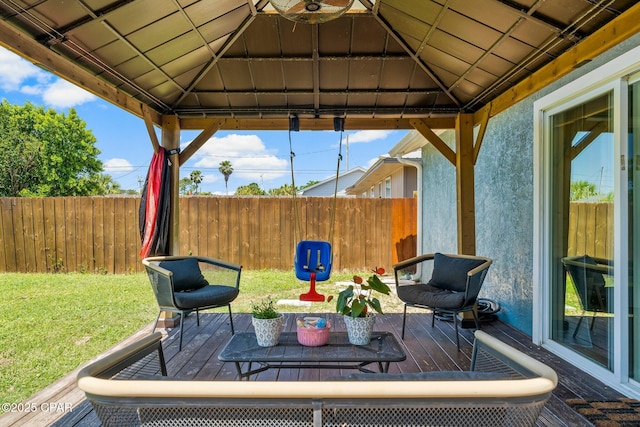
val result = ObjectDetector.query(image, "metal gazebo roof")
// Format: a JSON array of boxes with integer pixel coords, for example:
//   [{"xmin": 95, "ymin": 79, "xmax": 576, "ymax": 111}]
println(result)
[{"xmin": 1, "ymin": 0, "xmax": 638, "ymax": 131}]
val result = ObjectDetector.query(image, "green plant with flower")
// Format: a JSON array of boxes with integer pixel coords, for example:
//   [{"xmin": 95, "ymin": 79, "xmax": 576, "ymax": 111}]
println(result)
[{"xmin": 328, "ymin": 267, "xmax": 391, "ymax": 318}]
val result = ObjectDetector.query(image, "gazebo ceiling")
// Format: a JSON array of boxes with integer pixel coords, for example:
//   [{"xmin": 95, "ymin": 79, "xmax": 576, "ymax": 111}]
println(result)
[{"xmin": 0, "ymin": 0, "xmax": 638, "ymax": 130}]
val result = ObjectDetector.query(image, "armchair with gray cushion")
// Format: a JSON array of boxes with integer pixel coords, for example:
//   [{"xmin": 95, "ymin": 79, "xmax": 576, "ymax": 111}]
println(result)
[
  {"xmin": 143, "ymin": 255, "xmax": 242, "ymax": 351},
  {"xmin": 561, "ymin": 255, "xmax": 613, "ymax": 338},
  {"xmin": 393, "ymin": 253, "xmax": 492, "ymax": 350}
]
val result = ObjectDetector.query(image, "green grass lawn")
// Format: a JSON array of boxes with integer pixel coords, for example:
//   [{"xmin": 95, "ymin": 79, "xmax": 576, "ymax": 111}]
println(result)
[{"xmin": 0, "ymin": 269, "xmax": 400, "ymax": 408}]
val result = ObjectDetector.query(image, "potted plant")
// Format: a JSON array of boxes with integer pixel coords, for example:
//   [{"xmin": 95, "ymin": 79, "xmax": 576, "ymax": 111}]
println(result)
[
  {"xmin": 251, "ymin": 297, "xmax": 284, "ymax": 347},
  {"xmin": 329, "ymin": 267, "xmax": 391, "ymax": 345}
]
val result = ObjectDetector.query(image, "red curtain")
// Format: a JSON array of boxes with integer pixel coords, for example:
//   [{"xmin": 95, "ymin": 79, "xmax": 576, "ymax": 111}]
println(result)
[{"xmin": 139, "ymin": 148, "xmax": 171, "ymax": 258}]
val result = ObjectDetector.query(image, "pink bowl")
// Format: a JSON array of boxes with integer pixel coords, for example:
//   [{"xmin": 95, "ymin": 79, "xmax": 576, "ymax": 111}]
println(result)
[{"xmin": 297, "ymin": 326, "xmax": 330, "ymax": 347}]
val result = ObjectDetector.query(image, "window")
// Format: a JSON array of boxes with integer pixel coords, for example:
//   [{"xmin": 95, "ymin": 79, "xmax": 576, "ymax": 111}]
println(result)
[{"xmin": 385, "ymin": 177, "xmax": 391, "ymax": 198}]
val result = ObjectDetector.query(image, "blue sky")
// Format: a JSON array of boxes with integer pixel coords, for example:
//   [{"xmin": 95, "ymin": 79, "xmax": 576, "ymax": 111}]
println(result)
[{"xmin": 0, "ymin": 46, "xmax": 409, "ymax": 195}]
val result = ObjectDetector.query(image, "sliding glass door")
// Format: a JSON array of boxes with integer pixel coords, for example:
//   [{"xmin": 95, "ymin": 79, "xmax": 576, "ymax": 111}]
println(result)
[
  {"xmin": 630, "ymin": 80, "xmax": 639, "ymax": 381},
  {"xmin": 535, "ymin": 46, "xmax": 640, "ymax": 396},
  {"xmin": 548, "ymin": 91, "xmax": 615, "ymax": 369}
]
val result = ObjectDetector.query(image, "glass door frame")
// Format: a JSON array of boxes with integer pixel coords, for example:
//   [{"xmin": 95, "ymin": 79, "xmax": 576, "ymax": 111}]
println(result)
[{"xmin": 533, "ymin": 45, "xmax": 640, "ymax": 396}]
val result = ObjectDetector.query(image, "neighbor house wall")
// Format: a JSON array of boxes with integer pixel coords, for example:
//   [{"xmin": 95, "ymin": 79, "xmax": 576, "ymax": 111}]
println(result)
[
  {"xmin": 421, "ymin": 33, "xmax": 640, "ymax": 336},
  {"xmin": 390, "ymin": 167, "xmax": 417, "ymax": 198}
]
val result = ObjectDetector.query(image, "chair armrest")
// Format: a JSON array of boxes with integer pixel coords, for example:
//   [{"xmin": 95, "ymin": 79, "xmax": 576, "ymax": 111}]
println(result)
[
  {"xmin": 562, "ymin": 256, "xmax": 613, "ymax": 276},
  {"xmin": 194, "ymin": 256, "xmax": 242, "ymax": 273},
  {"xmin": 463, "ymin": 258, "xmax": 492, "ymax": 304},
  {"xmin": 472, "ymin": 331, "xmax": 557, "ymax": 387},
  {"xmin": 195, "ymin": 255, "xmax": 242, "ymax": 289},
  {"xmin": 77, "ymin": 332, "xmax": 167, "ymax": 381},
  {"xmin": 466, "ymin": 257, "xmax": 493, "ymax": 277},
  {"xmin": 142, "ymin": 258, "xmax": 177, "ymax": 308},
  {"xmin": 393, "ymin": 253, "xmax": 435, "ymax": 273}
]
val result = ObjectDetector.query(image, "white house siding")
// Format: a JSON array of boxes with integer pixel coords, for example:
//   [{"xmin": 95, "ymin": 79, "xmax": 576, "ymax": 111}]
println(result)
[{"xmin": 420, "ymin": 33, "xmax": 640, "ymax": 336}]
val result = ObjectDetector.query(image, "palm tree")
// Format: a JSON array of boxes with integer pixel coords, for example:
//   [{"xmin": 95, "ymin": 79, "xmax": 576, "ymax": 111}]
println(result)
[
  {"xmin": 97, "ymin": 173, "xmax": 122, "ymax": 195},
  {"xmin": 218, "ymin": 160, "xmax": 233, "ymax": 195},
  {"xmin": 190, "ymin": 170, "xmax": 203, "ymax": 194}
]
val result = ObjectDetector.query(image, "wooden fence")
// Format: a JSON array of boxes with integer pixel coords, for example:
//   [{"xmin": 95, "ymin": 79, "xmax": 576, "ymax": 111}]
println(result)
[
  {"xmin": 567, "ymin": 201, "xmax": 613, "ymax": 260},
  {"xmin": 0, "ymin": 197, "xmax": 416, "ymax": 274}
]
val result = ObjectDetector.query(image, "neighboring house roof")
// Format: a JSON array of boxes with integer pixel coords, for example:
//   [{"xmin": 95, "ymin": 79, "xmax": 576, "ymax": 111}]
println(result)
[
  {"xmin": 389, "ymin": 130, "xmax": 431, "ymax": 157},
  {"xmin": 299, "ymin": 167, "xmax": 365, "ymax": 197},
  {"xmin": 346, "ymin": 130, "xmax": 423, "ymax": 196},
  {"xmin": 345, "ymin": 156, "xmax": 420, "ymax": 196}
]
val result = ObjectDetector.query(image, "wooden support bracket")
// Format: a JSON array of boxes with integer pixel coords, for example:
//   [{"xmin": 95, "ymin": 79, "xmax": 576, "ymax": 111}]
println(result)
[
  {"xmin": 179, "ymin": 119, "xmax": 225, "ymax": 164},
  {"xmin": 410, "ymin": 118, "xmax": 456, "ymax": 166},
  {"xmin": 142, "ymin": 106, "xmax": 161, "ymax": 153}
]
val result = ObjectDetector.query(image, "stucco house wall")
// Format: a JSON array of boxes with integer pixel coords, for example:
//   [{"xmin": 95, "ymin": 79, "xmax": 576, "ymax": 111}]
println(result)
[{"xmin": 421, "ymin": 33, "xmax": 640, "ymax": 336}]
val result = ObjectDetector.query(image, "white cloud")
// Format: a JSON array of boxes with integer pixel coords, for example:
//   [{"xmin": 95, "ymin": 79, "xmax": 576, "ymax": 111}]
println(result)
[
  {"xmin": 0, "ymin": 47, "xmax": 50, "ymax": 92},
  {"xmin": 201, "ymin": 174, "xmax": 220, "ymax": 184},
  {"xmin": 190, "ymin": 134, "xmax": 288, "ymax": 182},
  {"xmin": 0, "ymin": 46, "xmax": 95, "ymax": 108},
  {"xmin": 348, "ymin": 130, "xmax": 393, "ymax": 143},
  {"xmin": 104, "ymin": 158, "xmax": 135, "ymax": 173},
  {"xmin": 42, "ymin": 79, "xmax": 96, "ymax": 108}
]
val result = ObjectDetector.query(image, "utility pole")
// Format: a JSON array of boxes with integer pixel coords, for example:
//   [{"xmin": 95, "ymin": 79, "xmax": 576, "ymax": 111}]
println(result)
[{"xmin": 345, "ymin": 133, "xmax": 349, "ymax": 170}]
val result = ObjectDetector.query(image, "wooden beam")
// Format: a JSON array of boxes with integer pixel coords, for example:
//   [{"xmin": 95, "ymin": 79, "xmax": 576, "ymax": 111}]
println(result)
[
  {"xmin": 483, "ymin": 1, "xmax": 640, "ymax": 121},
  {"xmin": 473, "ymin": 102, "xmax": 491, "ymax": 165},
  {"xmin": 180, "ymin": 117, "xmax": 456, "ymax": 131},
  {"xmin": 0, "ymin": 19, "xmax": 162, "ymax": 126},
  {"xmin": 456, "ymin": 113, "xmax": 476, "ymax": 256},
  {"xmin": 142, "ymin": 106, "xmax": 161, "ymax": 153},
  {"xmin": 179, "ymin": 119, "xmax": 225, "ymax": 164},
  {"xmin": 568, "ymin": 120, "xmax": 607, "ymax": 160},
  {"xmin": 161, "ymin": 115, "xmax": 181, "ymax": 256},
  {"xmin": 410, "ymin": 119, "xmax": 456, "ymax": 166}
]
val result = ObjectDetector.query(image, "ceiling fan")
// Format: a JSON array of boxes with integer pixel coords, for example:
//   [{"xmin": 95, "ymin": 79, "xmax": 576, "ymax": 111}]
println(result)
[{"xmin": 269, "ymin": 0, "xmax": 355, "ymax": 24}]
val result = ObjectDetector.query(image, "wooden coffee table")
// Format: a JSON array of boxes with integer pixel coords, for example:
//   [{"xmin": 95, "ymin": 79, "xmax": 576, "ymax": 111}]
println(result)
[{"xmin": 219, "ymin": 331, "xmax": 406, "ymax": 380}]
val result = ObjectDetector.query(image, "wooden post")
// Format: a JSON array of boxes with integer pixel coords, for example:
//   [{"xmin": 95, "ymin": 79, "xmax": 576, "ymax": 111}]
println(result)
[
  {"xmin": 157, "ymin": 115, "xmax": 181, "ymax": 328},
  {"xmin": 455, "ymin": 113, "xmax": 478, "ymax": 327},
  {"xmin": 162, "ymin": 115, "xmax": 181, "ymax": 256},
  {"xmin": 456, "ymin": 113, "xmax": 476, "ymax": 256}
]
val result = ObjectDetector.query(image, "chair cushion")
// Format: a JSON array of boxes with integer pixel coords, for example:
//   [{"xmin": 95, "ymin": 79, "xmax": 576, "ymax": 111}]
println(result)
[
  {"xmin": 397, "ymin": 284, "xmax": 465, "ymax": 309},
  {"xmin": 173, "ymin": 285, "xmax": 239, "ymax": 310},
  {"xmin": 428, "ymin": 253, "xmax": 485, "ymax": 292},
  {"xmin": 159, "ymin": 258, "xmax": 208, "ymax": 292}
]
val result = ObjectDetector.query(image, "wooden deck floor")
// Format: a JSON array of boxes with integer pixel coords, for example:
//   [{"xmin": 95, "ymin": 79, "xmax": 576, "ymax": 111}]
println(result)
[{"xmin": 3, "ymin": 311, "xmax": 626, "ymax": 426}]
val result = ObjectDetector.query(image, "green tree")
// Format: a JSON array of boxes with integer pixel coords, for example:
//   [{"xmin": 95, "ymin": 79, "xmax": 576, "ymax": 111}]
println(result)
[
  {"xmin": 0, "ymin": 101, "xmax": 103, "ymax": 196},
  {"xmin": 300, "ymin": 180, "xmax": 319, "ymax": 189},
  {"xmin": 179, "ymin": 177, "xmax": 195, "ymax": 195},
  {"xmin": 570, "ymin": 180, "xmax": 597, "ymax": 201},
  {"xmin": 218, "ymin": 160, "xmax": 233, "ymax": 195},
  {"xmin": 190, "ymin": 170, "xmax": 203, "ymax": 194},
  {"xmin": 236, "ymin": 182, "xmax": 266, "ymax": 196},
  {"xmin": 268, "ymin": 183, "xmax": 297, "ymax": 196},
  {"xmin": 96, "ymin": 174, "xmax": 123, "ymax": 195}
]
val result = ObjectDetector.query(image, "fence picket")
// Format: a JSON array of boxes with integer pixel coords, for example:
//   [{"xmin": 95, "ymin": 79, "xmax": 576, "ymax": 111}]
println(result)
[{"xmin": 0, "ymin": 196, "xmax": 417, "ymax": 274}]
